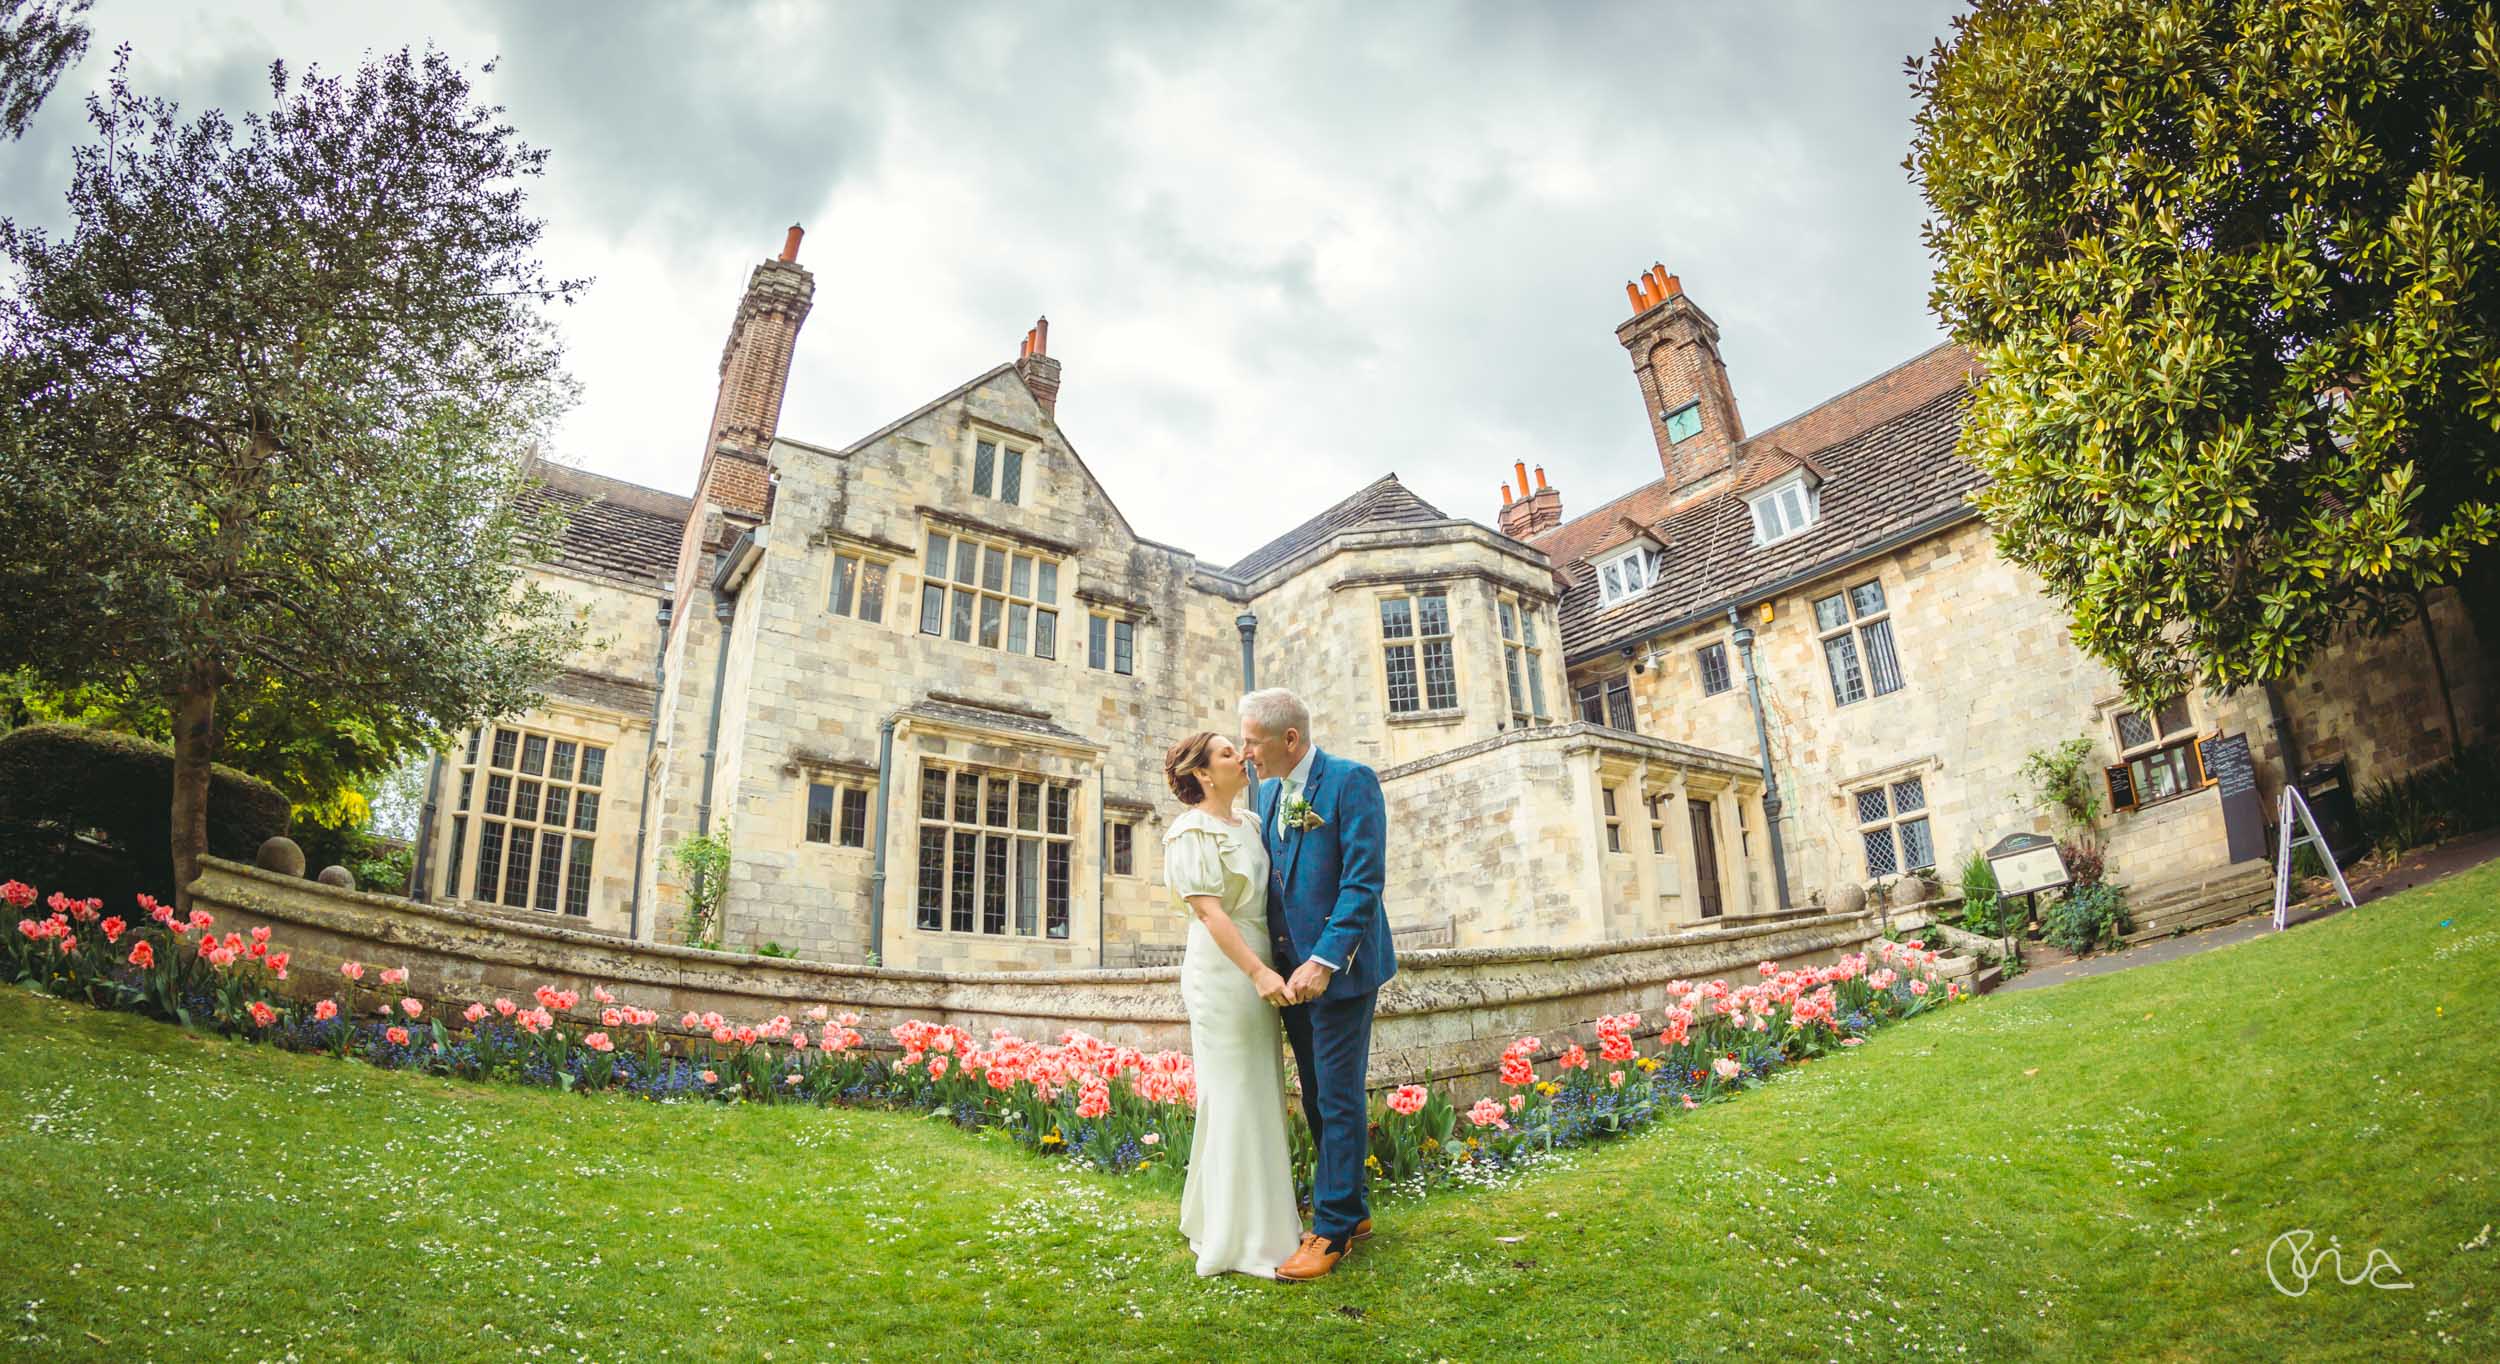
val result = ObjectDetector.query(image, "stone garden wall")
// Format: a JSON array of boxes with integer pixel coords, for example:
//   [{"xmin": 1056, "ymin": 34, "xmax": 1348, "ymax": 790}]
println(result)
[{"xmin": 192, "ymin": 855, "xmax": 1881, "ymax": 1089}]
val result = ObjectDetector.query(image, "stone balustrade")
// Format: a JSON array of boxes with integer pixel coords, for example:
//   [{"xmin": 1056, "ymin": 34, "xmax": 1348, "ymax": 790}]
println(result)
[{"xmin": 191, "ymin": 856, "xmax": 1883, "ymax": 1088}]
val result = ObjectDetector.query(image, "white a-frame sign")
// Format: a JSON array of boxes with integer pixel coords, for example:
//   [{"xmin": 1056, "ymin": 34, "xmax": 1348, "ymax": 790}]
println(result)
[{"xmin": 2272, "ymin": 784, "xmax": 2357, "ymax": 930}]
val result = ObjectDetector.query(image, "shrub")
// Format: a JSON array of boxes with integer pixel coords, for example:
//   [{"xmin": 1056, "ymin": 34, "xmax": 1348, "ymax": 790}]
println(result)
[
  {"xmin": 2354, "ymin": 743, "xmax": 2500, "ymax": 858},
  {"xmin": 666, "ymin": 823, "xmax": 732, "ymax": 949},
  {"xmin": 0, "ymin": 724, "xmax": 289, "ymax": 904},
  {"xmin": 2042, "ymin": 882, "xmax": 2131, "ymax": 954},
  {"xmin": 2057, "ymin": 837, "xmax": 2106, "ymax": 892},
  {"xmin": 1956, "ymin": 850, "xmax": 2003, "ymax": 935},
  {"xmin": 2022, "ymin": 736, "xmax": 2101, "ymax": 831},
  {"xmin": 351, "ymin": 846, "xmax": 414, "ymax": 895}
]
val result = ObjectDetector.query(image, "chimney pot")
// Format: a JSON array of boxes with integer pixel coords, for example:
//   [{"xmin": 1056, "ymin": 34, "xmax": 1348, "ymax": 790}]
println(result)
[
  {"xmin": 1501, "ymin": 484, "xmax": 1513, "ymax": 507},
  {"xmin": 1513, "ymin": 460, "xmax": 1530, "ymax": 496},
  {"xmin": 780, "ymin": 224, "xmax": 804, "ymax": 263},
  {"xmin": 1663, "ymin": 272, "xmax": 1682, "ymax": 298},
  {"xmin": 1625, "ymin": 280, "xmax": 1645, "ymax": 312},
  {"xmin": 1035, "ymin": 316, "xmax": 1048, "ymax": 355},
  {"xmin": 1534, "ymin": 465, "xmax": 1549, "ymax": 491}
]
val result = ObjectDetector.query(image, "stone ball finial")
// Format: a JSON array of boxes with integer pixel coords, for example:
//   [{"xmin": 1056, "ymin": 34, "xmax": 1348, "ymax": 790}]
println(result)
[
  {"xmin": 1831, "ymin": 883, "xmax": 1867, "ymax": 917},
  {"xmin": 316, "ymin": 865, "xmax": 355, "ymax": 888},
  {"xmin": 256, "ymin": 836, "xmax": 307, "ymax": 877}
]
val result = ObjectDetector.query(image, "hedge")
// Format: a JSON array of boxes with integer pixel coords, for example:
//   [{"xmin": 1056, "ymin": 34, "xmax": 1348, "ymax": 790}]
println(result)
[{"xmin": 0, "ymin": 723, "xmax": 292, "ymax": 903}]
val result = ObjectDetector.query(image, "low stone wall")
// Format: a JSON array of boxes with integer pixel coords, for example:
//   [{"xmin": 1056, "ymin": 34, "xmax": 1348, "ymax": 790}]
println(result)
[{"xmin": 190, "ymin": 856, "xmax": 1882, "ymax": 1089}]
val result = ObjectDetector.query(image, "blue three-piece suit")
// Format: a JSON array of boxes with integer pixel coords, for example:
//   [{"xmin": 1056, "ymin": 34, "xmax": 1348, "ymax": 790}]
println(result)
[{"xmin": 1254, "ymin": 748, "xmax": 1399, "ymax": 1242}]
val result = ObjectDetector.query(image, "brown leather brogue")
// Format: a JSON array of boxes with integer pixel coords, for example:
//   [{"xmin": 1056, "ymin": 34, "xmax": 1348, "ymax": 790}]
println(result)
[
  {"xmin": 1274, "ymin": 1231, "xmax": 1349, "ymax": 1281},
  {"xmin": 1351, "ymin": 1217, "xmax": 1373, "ymax": 1242}
]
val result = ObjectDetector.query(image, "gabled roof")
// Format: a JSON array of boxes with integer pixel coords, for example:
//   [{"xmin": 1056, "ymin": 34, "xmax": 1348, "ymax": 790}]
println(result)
[
  {"xmin": 1554, "ymin": 383, "xmax": 1980, "ymax": 660},
  {"xmin": 1227, "ymin": 475, "xmax": 1448, "ymax": 579},
  {"xmin": 520, "ymin": 460, "xmax": 690, "ymax": 591},
  {"xmin": 1533, "ymin": 341, "xmax": 1977, "ymax": 574}
]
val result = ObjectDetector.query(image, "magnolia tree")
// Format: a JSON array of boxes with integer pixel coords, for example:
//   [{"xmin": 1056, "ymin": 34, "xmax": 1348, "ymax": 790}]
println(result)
[
  {"xmin": 1908, "ymin": 0, "xmax": 2500, "ymax": 708},
  {"xmin": 0, "ymin": 49, "xmax": 582, "ymax": 905}
]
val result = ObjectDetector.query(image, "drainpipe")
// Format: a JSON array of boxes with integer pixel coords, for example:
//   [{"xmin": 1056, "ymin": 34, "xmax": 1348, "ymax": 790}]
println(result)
[
  {"xmin": 627, "ymin": 595, "xmax": 673, "ymax": 942},
  {"xmin": 1236, "ymin": 610, "xmax": 1258, "ymax": 691},
  {"xmin": 410, "ymin": 753, "xmax": 443, "ymax": 901},
  {"xmin": 1729, "ymin": 607, "xmax": 1792, "ymax": 910},
  {"xmin": 696, "ymin": 528, "xmax": 765, "ymax": 836},
  {"xmin": 867, "ymin": 715, "xmax": 895, "ymax": 964}
]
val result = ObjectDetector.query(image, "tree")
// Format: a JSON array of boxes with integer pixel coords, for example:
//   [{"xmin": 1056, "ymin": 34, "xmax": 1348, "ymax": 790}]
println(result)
[
  {"xmin": 0, "ymin": 0, "xmax": 89, "ymax": 139},
  {"xmin": 0, "ymin": 48, "xmax": 584, "ymax": 906},
  {"xmin": 1908, "ymin": 0, "xmax": 2500, "ymax": 707}
]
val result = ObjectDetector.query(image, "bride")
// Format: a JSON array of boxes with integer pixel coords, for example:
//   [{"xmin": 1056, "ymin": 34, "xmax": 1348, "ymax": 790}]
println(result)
[{"xmin": 1161, "ymin": 731, "xmax": 1302, "ymax": 1279}]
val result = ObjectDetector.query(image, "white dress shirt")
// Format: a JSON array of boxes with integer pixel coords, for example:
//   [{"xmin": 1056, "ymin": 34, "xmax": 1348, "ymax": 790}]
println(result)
[{"xmin": 1271, "ymin": 746, "xmax": 1342, "ymax": 973}]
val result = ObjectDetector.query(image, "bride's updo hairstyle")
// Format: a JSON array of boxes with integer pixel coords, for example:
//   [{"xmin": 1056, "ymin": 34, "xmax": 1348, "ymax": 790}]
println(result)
[{"xmin": 1164, "ymin": 731, "xmax": 1220, "ymax": 805}]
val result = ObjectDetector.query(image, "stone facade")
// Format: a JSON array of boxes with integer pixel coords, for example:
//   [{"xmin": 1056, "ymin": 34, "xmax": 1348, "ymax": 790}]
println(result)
[{"xmin": 407, "ymin": 239, "xmax": 2484, "ymax": 973}]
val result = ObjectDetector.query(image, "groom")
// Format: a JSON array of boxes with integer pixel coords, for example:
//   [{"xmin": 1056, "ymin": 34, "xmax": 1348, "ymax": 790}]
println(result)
[{"xmin": 1238, "ymin": 687, "xmax": 1397, "ymax": 1282}]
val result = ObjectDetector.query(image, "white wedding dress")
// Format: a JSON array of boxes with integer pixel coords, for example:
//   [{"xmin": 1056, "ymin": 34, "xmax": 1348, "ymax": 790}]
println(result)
[{"xmin": 1163, "ymin": 807, "xmax": 1303, "ymax": 1278}]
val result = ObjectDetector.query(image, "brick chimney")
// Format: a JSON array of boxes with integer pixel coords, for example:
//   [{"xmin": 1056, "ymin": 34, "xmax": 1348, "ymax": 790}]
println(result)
[
  {"xmin": 691, "ymin": 224, "xmax": 816, "ymax": 540},
  {"xmin": 1497, "ymin": 461, "xmax": 1563, "ymax": 540},
  {"xmin": 1015, "ymin": 315, "xmax": 1061, "ymax": 418},
  {"xmin": 1617, "ymin": 263, "xmax": 1743, "ymax": 494}
]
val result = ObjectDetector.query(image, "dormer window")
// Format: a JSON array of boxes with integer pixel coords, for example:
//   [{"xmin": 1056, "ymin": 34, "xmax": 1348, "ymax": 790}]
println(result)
[
  {"xmin": 1748, "ymin": 472, "xmax": 1819, "ymax": 545},
  {"xmin": 1595, "ymin": 545, "xmax": 1657, "ymax": 609}
]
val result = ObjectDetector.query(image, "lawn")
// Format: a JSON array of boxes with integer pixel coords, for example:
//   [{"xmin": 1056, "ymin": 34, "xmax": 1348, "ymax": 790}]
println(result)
[{"xmin": 3, "ymin": 864, "xmax": 2496, "ymax": 1363}]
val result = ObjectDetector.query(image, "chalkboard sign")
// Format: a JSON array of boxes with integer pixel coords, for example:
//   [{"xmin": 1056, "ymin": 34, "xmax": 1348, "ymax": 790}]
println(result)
[
  {"xmin": 2104, "ymin": 763, "xmax": 2137, "ymax": 813},
  {"xmin": 2199, "ymin": 732, "xmax": 2267, "ymax": 863}
]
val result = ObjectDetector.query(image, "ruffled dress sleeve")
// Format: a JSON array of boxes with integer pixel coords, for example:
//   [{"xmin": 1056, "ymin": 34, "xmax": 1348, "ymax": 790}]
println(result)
[{"xmin": 1164, "ymin": 823, "xmax": 1230, "ymax": 904}]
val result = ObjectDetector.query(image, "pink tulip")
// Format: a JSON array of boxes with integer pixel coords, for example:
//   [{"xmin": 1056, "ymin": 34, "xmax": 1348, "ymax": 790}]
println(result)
[
  {"xmin": 583, "ymin": 1031, "xmax": 614, "ymax": 1053},
  {"xmin": 340, "ymin": 961, "xmax": 365, "ymax": 981},
  {"xmin": 314, "ymin": 999, "xmax": 338, "ymax": 1022},
  {"xmin": 464, "ymin": 1002, "xmax": 489, "ymax": 1024},
  {"xmin": 246, "ymin": 1001, "xmax": 276, "ymax": 1028},
  {"xmin": 1387, "ymin": 1084, "xmax": 1427, "ymax": 1116},
  {"xmin": 1466, "ymin": 1098, "xmax": 1509, "ymax": 1130},
  {"xmin": 1713, "ymin": 1056, "xmax": 1741, "ymax": 1081},
  {"xmin": 593, "ymin": 986, "xmax": 616, "ymax": 1005},
  {"xmin": 399, "ymin": 998, "xmax": 423, "ymax": 1019},
  {"xmin": 127, "ymin": 940, "xmax": 155, "ymax": 969},
  {"xmin": 700, "ymin": 1069, "xmax": 719, "ymax": 1085},
  {"xmin": 495, "ymin": 998, "xmax": 517, "ymax": 1017},
  {"xmin": 380, "ymin": 967, "xmax": 408, "ymax": 986},
  {"xmin": 100, "ymin": 915, "xmax": 126, "ymax": 943},
  {"xmin": 601, "ymin": 1008, "xmax": 623, "ymax": 1028},
  {"xmin": 385, "ymin": 1026, "xmax": 410, "ymax": 1046}
]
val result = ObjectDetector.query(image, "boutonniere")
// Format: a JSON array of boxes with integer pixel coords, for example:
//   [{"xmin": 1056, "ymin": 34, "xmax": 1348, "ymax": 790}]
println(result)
[{"xmin": 1281, "ymin": 797, "xmax": 1326, "ymax": 834}]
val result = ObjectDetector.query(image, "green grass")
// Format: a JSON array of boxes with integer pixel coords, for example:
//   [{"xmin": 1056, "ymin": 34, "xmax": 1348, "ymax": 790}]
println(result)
[{"xmin": 5, "ymin": 865, "xmax": 2498, "ymax": 1363}]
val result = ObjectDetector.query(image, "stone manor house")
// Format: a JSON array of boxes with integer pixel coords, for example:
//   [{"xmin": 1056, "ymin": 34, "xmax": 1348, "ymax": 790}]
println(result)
[{"xmin": 406, "ymin": 231, "xmax": 2489, "ymax": 970}]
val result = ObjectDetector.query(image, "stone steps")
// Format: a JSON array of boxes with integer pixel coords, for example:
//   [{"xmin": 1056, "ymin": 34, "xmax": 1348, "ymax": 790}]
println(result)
[{"xmin": 2120, "ymin": 864, "xmax": 2275, "ymax": 944}]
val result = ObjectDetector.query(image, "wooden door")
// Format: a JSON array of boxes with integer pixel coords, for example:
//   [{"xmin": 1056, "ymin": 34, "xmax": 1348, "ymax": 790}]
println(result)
[{"xmin": 1690, "ymin": 798, "xmax": 1723, "ymax": 919}]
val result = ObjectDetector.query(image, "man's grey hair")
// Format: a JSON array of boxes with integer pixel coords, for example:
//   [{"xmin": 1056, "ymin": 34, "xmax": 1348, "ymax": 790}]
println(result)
[{"xmin": 1237, "ymin": 688, "xmax": 1310, "ymax": 739}]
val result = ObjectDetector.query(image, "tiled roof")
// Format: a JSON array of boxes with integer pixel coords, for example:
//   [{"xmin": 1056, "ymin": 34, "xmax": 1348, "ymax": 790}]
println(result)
[
  {"xmin": 1532, "ymin": 342, "xmax": 1977, "ymax": 574},
  {"xmin": 1227, "ymin": 475, "xmax": 1448, "ymax": 579},
  {"xmin": 520, "ymin": 460, "xmax": 690, "ymax": 590},
  {"xmin": 1555, "ymin": 384, "xmax": 1982, "ymax": 660},
  {"xmin": 900, "ymin": 696, "xmax": 1094, "ymax": 748}
]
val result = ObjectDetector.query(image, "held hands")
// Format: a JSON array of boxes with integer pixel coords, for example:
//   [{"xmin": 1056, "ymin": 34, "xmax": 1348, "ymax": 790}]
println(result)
[
  {"xmin": 1252, "ymin": 967, "xmax": 1293, "ymax": 1007},
  {"xmin": 1281, "ymin": 959, "xmax": 1334, "ymax": 1005}
]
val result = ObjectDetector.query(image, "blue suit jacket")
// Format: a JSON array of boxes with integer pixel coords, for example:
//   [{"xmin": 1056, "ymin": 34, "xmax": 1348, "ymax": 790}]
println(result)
[{"xmin": 1256, "ymin": 748, "xmax": 1398, "ymax": 1001}]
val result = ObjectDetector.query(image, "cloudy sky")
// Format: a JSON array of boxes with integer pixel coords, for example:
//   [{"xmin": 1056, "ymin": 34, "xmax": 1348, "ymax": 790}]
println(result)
[{"xmin": 5, "ymin": 0, "xmax": 1966, "ymax": 566}]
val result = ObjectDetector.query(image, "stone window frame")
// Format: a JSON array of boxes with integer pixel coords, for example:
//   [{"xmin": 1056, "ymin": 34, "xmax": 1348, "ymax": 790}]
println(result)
[
  {"xmin": 1747, "ymin": 470, "xmax": 1820, "ymax": 546},
  {"xmin": 447, "ymin": 720, "xmax": 606, "ymax": 918},
  {"xmin": 1696, "ymin": 640, "xmax": 1733, "ymax": 697},
  {"xmin": 912, "ymin": 761, "xmax": 1076, "ymax": 940},
  {"xmin": 825, "ymin": 547, "xmax": 892, "ymax": 626},
  {"xmin": 965, "ymin": 424, "xmax": 1032, "ymax": 507},
  {"xmin": 918, "ymin": 525, "xmax": 1061, "ymax": 660},
  {"xmin": 1853, "ymin": 774, "xmax": 1935, "ymax": 880},
  {"xmin": 2105, "ymin": 697, "xmax": 2205, "ymax": 813},
  {"xmin": 1814, "ymin": 578, "xmax": 1906, "ymax": 707},
  {"xmin": 1107, "ymin": 818, "xmax": 1136, "ymax": 877},
  {"xmin": 1495, "ymin": 593, "xmax": 1552, "ymax": 727},
  {"xmin": 1646, "ymin": 792, "xmax": 1669, "ymax": 856},
  {"xmin": 1086, "ymin": 611, "xmax": 1136, "ymax": 676},
  {"xmin": 1594, "ymin": 543, "xmax": 1657, "ymax": 609},
  {"xmin": 1575, "ymin": 674, "xmax": 1638, "ymax": 733},
  {"xmin": 1601, "ymin": 784, "xmax": 1624, "ymax": 854},
  {"xmin": 1376, "ymin": 588, "xmax": 1461, "ymax": 719},
  {"xmin": 802, "ymin": 775, "xmax": 873, "ymax": 851}
]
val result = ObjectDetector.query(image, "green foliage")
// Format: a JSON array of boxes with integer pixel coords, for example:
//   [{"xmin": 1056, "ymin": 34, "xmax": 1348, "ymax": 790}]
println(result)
[
  {"xmin": 0, "ymin": 723, "xmax": 289, "ymax": 902},
  {"xmin": 0, "ymin": 0, "xmax": 89, "ymax": 140},
  {"xmin": 350, "ymin": 845, "xmax": 413, "ymax": 896},
  {"xmin": 0, "ymin": 47, "xmax": 583, "ymax": 893},
  {"xmin": 667, "ymin": 824, "xmax": 733, "ymax": 950},
  {"xmin": 1908, "ymin": 0, "xmax": 2500, "ymax": 707},
  {"xmin": 1957, "ymin": 848, "xmax": 2014, "ymax": 936},
  {"xmin": 2355, "ymin": 742, "xmax": 2500, "ymax": 857},
  {"xmin": 749, "ymin": 940, "xmax": 796, "ymax": 960},
  {"xmin": 2022, "ymin": 736, "xmax": 2102, "ymax": 831},
  {"xmin": 2042, "ymin": 881, "xmax": 2133, "ymax": 954}
]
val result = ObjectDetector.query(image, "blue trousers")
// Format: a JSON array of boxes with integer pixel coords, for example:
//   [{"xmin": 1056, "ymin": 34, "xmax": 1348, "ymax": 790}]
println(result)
[{"xmin": 1278, "ymin": 987, "xmax": 1376, "ymax": 1241}]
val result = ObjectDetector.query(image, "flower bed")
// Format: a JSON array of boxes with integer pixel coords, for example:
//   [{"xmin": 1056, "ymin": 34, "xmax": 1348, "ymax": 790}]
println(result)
[{"xmin": 6, "ymin": 876, "xmax": 1961, "ymax": 1195}]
